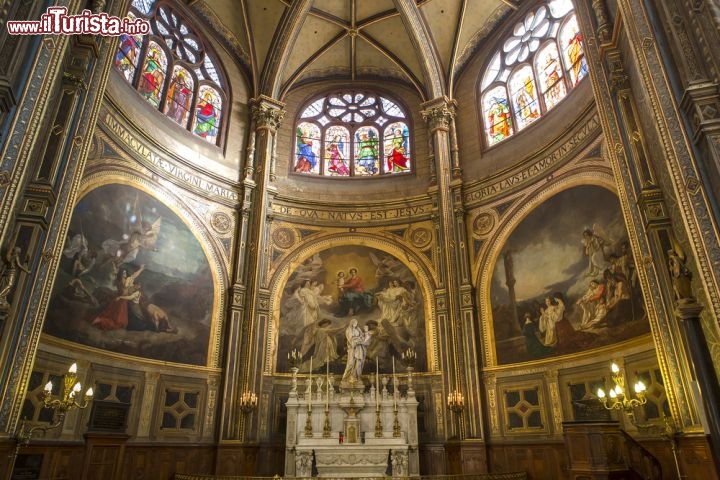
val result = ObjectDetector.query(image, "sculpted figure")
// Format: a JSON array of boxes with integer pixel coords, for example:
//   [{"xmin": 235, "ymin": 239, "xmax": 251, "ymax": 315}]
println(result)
[{"xmin": 0, "ymin": 247, "xmax": 30, "ymax": 310}]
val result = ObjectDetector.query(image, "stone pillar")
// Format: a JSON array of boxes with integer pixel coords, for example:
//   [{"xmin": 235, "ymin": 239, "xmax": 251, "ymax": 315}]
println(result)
[
  {"xmin": 219, "ymin": 95, "xmax": 283, "ymax": 448},
  {"xmin": 422, "ymin": 97, "xmax": 485, "ymax": 471},
  {"xmin": 0, "ymin": 0, "xmax": 128, "ymax": 439}
]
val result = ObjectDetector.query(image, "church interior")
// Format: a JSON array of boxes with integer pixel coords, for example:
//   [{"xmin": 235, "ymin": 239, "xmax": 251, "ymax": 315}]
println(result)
[{"xmin": 0, "ymin": 0, "xmax": 719, "ymax": 478}]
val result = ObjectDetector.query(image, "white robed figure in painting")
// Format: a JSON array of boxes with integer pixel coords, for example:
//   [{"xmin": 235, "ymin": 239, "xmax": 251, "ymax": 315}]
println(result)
[{"xmin": 375, "ymin": 279, "xmax": 407, "ymax": 325}]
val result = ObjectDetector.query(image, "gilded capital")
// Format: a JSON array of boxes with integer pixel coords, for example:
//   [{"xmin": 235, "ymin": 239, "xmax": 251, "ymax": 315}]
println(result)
[
  {"xmin": 251, "ymin": 95, "xmax": 285, "ymax": 131},
  {"xmin": 421, "ymin": 97, "xmax": 456, "ymax": 132}
]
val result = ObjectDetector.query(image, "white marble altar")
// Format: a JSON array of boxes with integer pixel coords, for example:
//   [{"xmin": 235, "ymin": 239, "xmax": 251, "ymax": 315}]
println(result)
[{"xmin": 285, "ymin": 378, "xmax": 419, "ymax": 478}]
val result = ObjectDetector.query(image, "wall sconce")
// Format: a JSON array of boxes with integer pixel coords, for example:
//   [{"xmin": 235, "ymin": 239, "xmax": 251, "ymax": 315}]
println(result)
[
  {"xmin": 38, "ymin": 363, "xmax": 93, "ymax": 431},
  {"xmin": 239, "ymin": 391, "xmax": 258, "ymax": 413},
  {"xmin": 9, "ymin": 363, "xmax": 93, "ymax": 473},
  {"xmin": 597, "ymin": 362, "xmax": 646, "ymax": 420},
  {"xmin": 447, "ymin": 390, "xmax": 465, "ymax": 414}
]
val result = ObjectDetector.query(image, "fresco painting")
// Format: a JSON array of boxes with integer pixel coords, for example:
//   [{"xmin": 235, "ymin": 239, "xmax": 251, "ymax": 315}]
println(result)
[
  {"xmin": 276, "ymin": 246, "xmax": 427, "ymax": 375},
  {"xmin": 43, "ymin": 184, "xmax": 213, "ymax": 366},
  {"xmin": 490, "ymin": 185, "xmax": 649, "ymax": 365}
]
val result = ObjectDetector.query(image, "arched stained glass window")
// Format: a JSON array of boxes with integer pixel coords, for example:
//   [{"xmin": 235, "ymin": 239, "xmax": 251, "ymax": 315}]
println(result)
[
  {"xmin": 294, "ymin": 91, "xmax": 411, "ymax": 177},
  {"xmin": 114, "ymin": 0, "xmax": 226, "ymax": 146},
  {"xmin": 480, "ymin": 0, "xmax": 588, "ymax": 147}
]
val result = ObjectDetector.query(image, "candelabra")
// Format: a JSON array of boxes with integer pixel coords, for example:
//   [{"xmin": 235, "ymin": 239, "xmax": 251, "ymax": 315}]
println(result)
[
  {"xmin": 239, "ymin": 391, "xmax": 258, "ymax": 413},
  {"xmin": 447, "ymin": 390, "xmax": 465, "ymax": 413},
  {"xmin": 401, "ymin": 347, "xmax": 416, "ymax": 392},
  {"xmin": 447, "ymin": 389, "xmax": 465, "ymax": 440},
  {"xmin": 596, "ymin": 362, "xmax": 646, "ymax": 422},
  {"xmin": 9, "ymin": 363, "xmax": 93, "ymax": 477},
  {"xmin": 288, "ymin": 349, "xmax": 302, "ymax": 394}
]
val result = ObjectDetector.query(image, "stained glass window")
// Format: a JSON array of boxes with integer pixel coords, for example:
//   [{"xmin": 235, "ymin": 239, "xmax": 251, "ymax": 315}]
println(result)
[
  {"xmin": 114, "ymin": 0, "xmax": 226, "ymax": 146},
  {"xmin": 293, "ymin": 92, "xmax": 411, "ymax": 177},
  {"xmin": 114, "ymin": 13, "xmax": 143, "ymax": 83},
  {"xmin": 480, "ymin": 0, "xmax": 587, "ymax": 146}
]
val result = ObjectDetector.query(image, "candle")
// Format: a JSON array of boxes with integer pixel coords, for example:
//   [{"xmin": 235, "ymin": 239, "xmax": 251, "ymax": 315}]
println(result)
[
  {"xmin": 326, "ymin": 355, "xmax": 330, "ymax": 408},
  {"xmin": 308, "ymin": 356, "xmax": 313, "ymax": 411},
  {"xmin": 392, "ymin": 356, "xmax": 397, "ymax": 407},
  {"xmin": 376, "ymin": 357, "xmax": 380, "ymax": 408}
]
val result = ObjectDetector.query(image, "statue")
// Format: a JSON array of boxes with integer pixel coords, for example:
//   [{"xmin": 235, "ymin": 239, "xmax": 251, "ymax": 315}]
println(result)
[
  {"xmin": 295, "ymin": 450, "xmax": 312, "ymax": 478},
  {"xmin": 391, "ymin": 450, "xmax": 408, "ymax": 476},
  {"xmin": 0, "ymin": 247, "xmax": 30, "ymax": 310},
  {"xmin": 667, "ymin": 242, "xmax": 694, "ymax": 304},
  {"xmin": 341, "ymin": 318, "xmax": 371, "ymax": 385}
]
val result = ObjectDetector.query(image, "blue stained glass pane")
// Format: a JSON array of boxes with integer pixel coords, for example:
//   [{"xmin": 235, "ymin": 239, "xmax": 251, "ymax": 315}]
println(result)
[{"xmin": 131, "ymin": 0, "xmax": 155, "ymax": 15}]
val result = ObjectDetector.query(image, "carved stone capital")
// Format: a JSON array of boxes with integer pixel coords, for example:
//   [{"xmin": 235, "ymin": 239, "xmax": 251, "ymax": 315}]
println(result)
[
  {"xmin": 674, "ymin": 301, "xmax": 704, "ymax": 321},
  {"xmin": 421, "ymin": 97, "xmax": 456, "ymax": 132},
  {"xmin": 606, "ymin": 49, "xmax": 629, "ymax": 92},
  {"xmin": 251, "ymin": 95, "xmax": 285, "ymax": 132}
]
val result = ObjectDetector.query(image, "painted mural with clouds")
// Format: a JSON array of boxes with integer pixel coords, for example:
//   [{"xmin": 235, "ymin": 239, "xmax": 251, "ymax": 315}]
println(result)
[
  {"xmin": 44, "ymin": 183, "xmax": 213, "ymax": 366},
  {"xmin": 275, "ymin": 245, "xmax": 426, "ymax": 375},
  {"xmin": 490, "ymin": 185, "xmax": 649, "ymax": 365}
]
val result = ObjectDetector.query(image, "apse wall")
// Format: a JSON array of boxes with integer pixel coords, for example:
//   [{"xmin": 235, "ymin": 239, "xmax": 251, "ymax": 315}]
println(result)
[
  {"xmin": 32, "ymin": 23, "xmax": 248, "ymax": 450},
  {"xmin": 447, "ymin": 10, "xmax": 663, "ymax": 473}
]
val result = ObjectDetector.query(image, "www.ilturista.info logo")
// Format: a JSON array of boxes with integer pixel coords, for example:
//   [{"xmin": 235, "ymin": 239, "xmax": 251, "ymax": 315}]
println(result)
[{"xmin": 7, "ymin": 7, "xmax": 150, "ymax": 36}]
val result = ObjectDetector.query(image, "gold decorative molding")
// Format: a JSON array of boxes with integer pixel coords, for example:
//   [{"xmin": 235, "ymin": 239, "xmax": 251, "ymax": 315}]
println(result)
[
  {"xmin": 265, "ymin": 232, "xmax": 439, "ymax": 375},
  {"xmin": 463, "ymin": 115, "xmax": 601, "ymax": 205},
  {"xmin": 271, "ymin": 197, "xmax": 433, "ymax": 225},
  {"xmin": 99, "ymin": 110, "xmax": 239, "ymax": 204},
  {"xmin": 77, "ymin": 172, "xmax": 228, "ymax": 369}
]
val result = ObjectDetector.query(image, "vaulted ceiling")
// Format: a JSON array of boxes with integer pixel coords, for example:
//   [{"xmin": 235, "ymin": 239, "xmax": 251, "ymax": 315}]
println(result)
[{"xmin": 194, "ymin": 0, "xmax": 519, "ymax": 101}]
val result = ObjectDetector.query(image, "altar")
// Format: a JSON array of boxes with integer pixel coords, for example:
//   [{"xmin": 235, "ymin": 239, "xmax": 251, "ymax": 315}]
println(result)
[{"xmin": 284, "ymin": 377, "xmax": 419, "ymax": 478}]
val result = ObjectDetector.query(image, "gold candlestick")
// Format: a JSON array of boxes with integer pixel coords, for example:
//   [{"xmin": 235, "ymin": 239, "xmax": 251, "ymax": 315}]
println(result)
[
  {"xmin": 393, "ymin": 402, "xmax": 401, "ymax": 438},
  {"xmin": 374, "ymin": 406, "xmax": 383, "ymax": 438},
  {"xmin": 304, "ymin": 409, "xmax": 313, "ymax": 438},
  {"xmin": 322, "ymin": 405, "xmax": 331, "ymax": 438}
]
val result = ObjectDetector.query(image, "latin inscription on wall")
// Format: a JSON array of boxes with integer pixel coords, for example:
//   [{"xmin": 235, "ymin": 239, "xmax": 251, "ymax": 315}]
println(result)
[{"xmin": 102, "ymin": 111, "xmax": 238, "ymax": 202}]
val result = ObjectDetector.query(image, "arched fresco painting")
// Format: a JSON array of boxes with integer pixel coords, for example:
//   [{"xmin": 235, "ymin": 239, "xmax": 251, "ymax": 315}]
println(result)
[
  {"xmin": 490, "ymin": 185, "xmax": 649, "ymax": 365},
  {"xmin": 43, "ymin": 183, "xmax": 213, "ymax": 366},
  {"xmin": 275, "ymin": 245, "xmax": 427, "ymax": 375}
]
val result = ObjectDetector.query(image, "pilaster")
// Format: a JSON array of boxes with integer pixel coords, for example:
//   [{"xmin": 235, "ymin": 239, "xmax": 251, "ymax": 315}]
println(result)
[
  {"xmin": 220, "ymin": 94, "xmax": 284, "ymax": 444},
  {"xmin": 0, "ymin": 0, "xmax": 128, "ymax": 438},
  {"xmin": 422, "ymin": 96, "xmax": 483, "ymax": 455},
  {"xmin": 573, "ymin": 0, "xmax": 704, "ymax": 435}
]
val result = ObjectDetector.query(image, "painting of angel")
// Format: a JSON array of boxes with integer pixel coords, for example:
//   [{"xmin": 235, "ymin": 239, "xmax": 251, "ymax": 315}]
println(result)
[
  {"xmin": 489, "ymin": 185, "xmax": 649, "ymax": 365},
  {"xmin": 43, "ymin": 184, "xmax": 214, "ymax": 366},
  {"xmin": 276, "ymin": 246, "xmax": 427, "ymax": 375}
]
